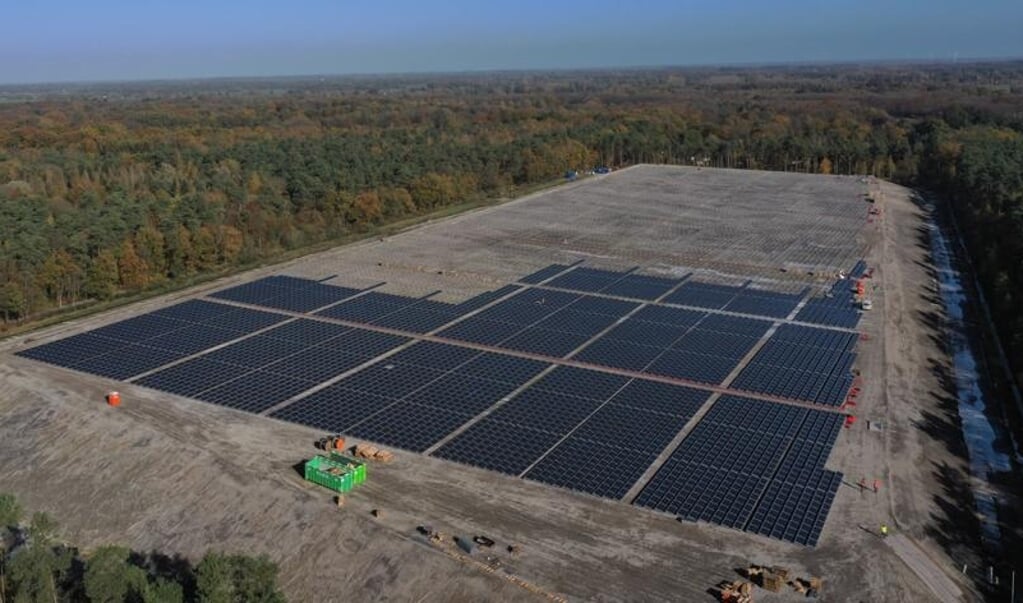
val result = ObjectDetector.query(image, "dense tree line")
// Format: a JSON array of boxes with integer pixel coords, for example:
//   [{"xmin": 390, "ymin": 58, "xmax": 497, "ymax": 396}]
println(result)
[
  {"xmin": 0, "ymin": 493, "xmax": 285, "ymax": 603},
  {"xmin": 1, "ymin": 63, "xmax": 1021, "ymax": 384}
]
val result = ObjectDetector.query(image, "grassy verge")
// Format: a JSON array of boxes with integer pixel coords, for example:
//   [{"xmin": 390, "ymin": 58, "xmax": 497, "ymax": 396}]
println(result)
[{"xmin": 2, "ymin": 175, "xmax": 577, "ymax": 341}]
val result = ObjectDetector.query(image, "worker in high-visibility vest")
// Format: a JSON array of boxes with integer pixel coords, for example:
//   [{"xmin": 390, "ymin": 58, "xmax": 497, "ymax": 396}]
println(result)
[{"xmin": 880, "ymin": 524, "xmax": 889, "ymax": 538}]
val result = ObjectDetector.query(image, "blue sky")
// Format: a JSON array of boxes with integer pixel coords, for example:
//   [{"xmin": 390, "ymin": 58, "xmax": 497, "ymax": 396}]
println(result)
[{"xmin": 2, "ymin": 0, "xmax": 1022, "ymax": 83}]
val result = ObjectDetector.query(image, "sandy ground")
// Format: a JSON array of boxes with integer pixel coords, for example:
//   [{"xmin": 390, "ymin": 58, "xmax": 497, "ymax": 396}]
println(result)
[{"xmin": 0, "ymin": 166, "xmax": 986, "ymax": 601}]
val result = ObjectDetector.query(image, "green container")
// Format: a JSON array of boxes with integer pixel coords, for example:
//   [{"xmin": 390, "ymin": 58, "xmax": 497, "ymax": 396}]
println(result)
[
  {"xmin": 329, "ymin": 452, "xmax": 367, "ymax": 485},
  {"xmin": 304, "ymin": 455, "xmax": 361, "ymax": 493}
]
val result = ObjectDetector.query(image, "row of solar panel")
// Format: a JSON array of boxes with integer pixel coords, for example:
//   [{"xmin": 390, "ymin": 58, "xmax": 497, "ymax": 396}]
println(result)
[
  {"xmin": 634, "ymin": 395, "xmax": 844, "ymax": 546},
  {"xmin": 16, "ymin": 300, "xmax": 289, "ymax": 381}
]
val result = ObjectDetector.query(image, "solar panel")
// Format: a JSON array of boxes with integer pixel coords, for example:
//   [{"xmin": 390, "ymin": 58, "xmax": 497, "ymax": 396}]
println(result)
[
  {"xmin": 315, "ymin": 296, "xmax": 407, "ymax": 322},
  {"xmin": 432, "ymin": 419, "xmax": 562, "ymax": 476},
  {"xmin": 644, "ymin": 350, "xmax": 739, "ymax": 384},
  {"xmin": 332, "ymin": 361, "xmax": 445, "ymax": 398},
  {"xmin": 346, "ymin": 401, "xmax": 472, "ymax": 453},
  {"xmin": 270, "ymin": 386, "xmax": 397, "ymax": 432},
  {"xmin": 631, "ymin": 306, "xmax": 707, "ymax": 328},
  {"xmin": 662, "ymin": 282, "xmax": 743, "ymax": 309},
  {"xmin": 438, "ymin": 317, "xmax": 523, "ymax": 345},
  {"xmin": 608, "ymin": 379, "xmax": 710, "ymax": 417},
  {"xmin": 498, "ymin": 327, "xmax": 592, "ymax": 358},
  {"xmin": 697, "ymin": 314, "xmax": 772, "ymax": 338},
  {"xmin": 145, "ymin": 325, "xmax": 243, "ymax": 355},
  {"xmin": 506, "ymin": 287, "xmax": 580, "ymax": 309},
  {"xmin": 530, "ymin": 366, "xmax": 629, "ymax": 401},
  {"xmin": 317, "ymin": 328, "xmax": 410, "ymax": 357},
  {"xmin": 488, "ymin": 388, "xmax": 602, "ymax": 435},
  {"xmin": 262, "ymin": 347, "xmax": 368, "ymax": 383},
  {"xmin": 152, "ymin": 299, "xmax": 237, "ymax": 322},
  {"xmin": 518, "ymin": 264, "xmax": 572, "ymax": 284},
  {"xmin": 702, "ymin": 395, "xmax": 807, "ymax": 438},
  {"xmin": 199, "ymin": 335, "xmax": 309, "ymax": 368},
  {"xmin": 88, "ymin": 314, "xmax": 189, "ymax": 342},
  {"xmin": 533, "ymin": 308, "xmax": 618, "ymax": 336},
  {"xmin": 566, "ymin": 295, "xmax": 639, "ymax": 317},
  {"xmin": 601, "ymin": 319, "xmax": 690, "ymax": 347},
  {"xmin": 258, "ymin": 284, "xmax": 361, "ymax": 313},
  {"xmin": 16, "ymin": 333, "xmax": 123, "ymax": 367},
  {"xmin": 455, "ymin": 285, "xmax": 522, "ymax": 312},
  {"xmin": 572, "ymin": 403, "xmax": 689, "ymax": 455},
  {"xmin": 524, "ymin": 436, "xmax": 657, "ymax": 499},
  {"xmin": 136, "ymin": 357, "xmax": 253, "ymax": 397},
  {"xmin": 457, "ymin": 353, "xmax": 549, "ymax": 384},
  {"xmin": 371, "ymin": 307, "xmax": 459, "ymax": 333},
  {"xmin": 385, "ymin": 341, "xmax": 481, "ymax": 371},
  {"xmin": 672, "ymin": 328, "xmax": 759, "ymax": 359},
  {"xmin": 209, "ymin": 278, "xmax": 288, "ymax": 305},
  {"xmin": 474, "ymin": 301, "xmax": 558, "ymax": 325},
  {"xmin": 634, "ymin": 461, "xmax": 768, "ymax": 529},
  {"xmin": 260, "ymin": 319, "xmax": 351, "ymax": 345},
  {"xmin": 545, "ymin": 267, "xmax": 625, "ymax": 293},
  {"xmin": 744, "ymin": 478, "xmax": 839, "ymax": 546},
  {"xmin": 407, "ymin": 373, "xmax": 523, "ymax": 415},
  {"xmin": 67, "ymin": 344, "xmax": 186, "ymax": 380},
  {"xmin": 600, "ymin": 274, "xmax": 679, "ymax": 300},
  {"xmin": 194, "ymin": 370, "xmax": 312, "ymax": 413},
  {"xmin": 573, "ymin": 338, "xmax": 664, "ymax": 372}
]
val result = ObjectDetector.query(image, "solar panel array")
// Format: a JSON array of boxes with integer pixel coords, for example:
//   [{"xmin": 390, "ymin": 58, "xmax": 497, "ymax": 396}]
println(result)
[
  {"xmin": 271, "ymin": 343, "xmax": 549, "ymax": 452},
  {"xmin": 16, "ymin": 300, "xmax": 288, "ymax": 380},
  {"xmin": 15, "ymin": 263, "xmax": 861, "ymax": 547},
  {"xmin": 137, "ymin": 320, "xmax": 411, "ymax": 413},
  {"xmin": 435, "ymin": 367, "xmax": 710, "ymax": 499},
  {"xmin": 576, "ymin": 309, "xmax": 769, "ymax": 384},
  {"xmin": 635, "ymin": 395, "xmax": 844, "ymax": 546},
  {"xmin": 794, "ymin": 261, "xmax": 868, "ymax": 329},
  {"xmin": 732, "ymin": 323, "xmax": 858, "ymax": 407}
]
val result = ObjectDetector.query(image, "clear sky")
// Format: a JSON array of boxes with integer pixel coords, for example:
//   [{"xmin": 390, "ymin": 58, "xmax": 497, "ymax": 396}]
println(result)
[{"xmin": 3, "ymin": 0, "xmax": 1022, "ymax": 84}]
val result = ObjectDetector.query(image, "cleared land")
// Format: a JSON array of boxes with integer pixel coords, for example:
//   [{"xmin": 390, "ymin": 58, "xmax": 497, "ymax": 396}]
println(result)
[{"xmin": 0, "ymin": 166, "xmax": 981, "ymax": 601}]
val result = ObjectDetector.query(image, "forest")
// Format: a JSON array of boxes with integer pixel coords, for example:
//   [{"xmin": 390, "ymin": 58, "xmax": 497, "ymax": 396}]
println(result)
[{"xmin": 1, "ymin": 62, "xmax": 1022, "ymax": 386}]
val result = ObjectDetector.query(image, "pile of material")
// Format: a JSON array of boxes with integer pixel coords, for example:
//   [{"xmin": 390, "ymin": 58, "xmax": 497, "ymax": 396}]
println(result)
[
  {"xmin": 354, "ymin": 443, "xmax": 395, "ymax": 462},
  {"xmin": 718, "ymin": 580, "xmax": 752, "ymax": 603}
]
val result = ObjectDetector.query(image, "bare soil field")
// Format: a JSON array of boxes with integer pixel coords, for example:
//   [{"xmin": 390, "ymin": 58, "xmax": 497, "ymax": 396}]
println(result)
[{"xmin": 0, "ymin": 166, "xmax": 985, "ymax": 601}]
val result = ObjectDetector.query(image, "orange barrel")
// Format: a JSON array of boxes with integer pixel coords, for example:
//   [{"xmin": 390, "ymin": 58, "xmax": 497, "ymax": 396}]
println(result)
[{"xmin": 107, "ymin": 391, "xmax": 121, "ymax": 407}]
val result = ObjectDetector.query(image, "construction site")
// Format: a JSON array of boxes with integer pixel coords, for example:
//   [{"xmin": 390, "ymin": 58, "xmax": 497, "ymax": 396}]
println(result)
[{"xmin": 0, "ymin": 165, "xmax": 996, "ymax": 601}]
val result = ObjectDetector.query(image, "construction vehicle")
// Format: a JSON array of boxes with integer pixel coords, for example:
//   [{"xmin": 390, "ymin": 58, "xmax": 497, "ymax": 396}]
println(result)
[{"xmin": 317, "ymin": 434, "xmax": 346, "ymax": 452}]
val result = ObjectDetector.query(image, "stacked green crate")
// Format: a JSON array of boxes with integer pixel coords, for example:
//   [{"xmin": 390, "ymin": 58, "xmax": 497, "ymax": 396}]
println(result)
[{"xmin": 304, "ymin": 454, "xmax": 366, "ymax": 493}]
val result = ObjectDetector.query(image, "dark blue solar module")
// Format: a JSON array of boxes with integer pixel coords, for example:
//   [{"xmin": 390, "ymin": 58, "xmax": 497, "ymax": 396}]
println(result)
[
  {"xmin": 795, "ymin": 301, "xmax": 861, "ymax": 328},
  {"xmin": 518, "ymin": 264, "xmax": 572, "ymax": 285},
  {"xmin": 194, "ymin": 370, "xmax": 312, "ymax": 413},
  {"xmin": 670, "ymin": 421, "xmax": 793, "ymax": 476},
  {"xmin": 697, "ymin": 314, "xmax": 772, "ymax": 338},
  {"xmin": 572, "ymin": 403, "xmax": 690, "ymax": 455},
  {"xmin": 662, "ymin": 281, "xmax": 744, "ymax": 309},
  {"xmin": 146, "ymin": 325, "xmax": 244, "ymax": 355},
  {"xmin": 573, "ymin": 339, "xmax": 664, "ymax": 372},
  {"xmin": 371, "ymin": 306, "xmax": 459, "ymax": 333},
  {"xmin": 601, "ymin": 319, "xmax": 690, "ymax": 347},
  {"xmin": 333, "ymin": 361, "xmax": 445, "ymax": 398},
  {"xmin": 672, "ymin": 328, "xmax": 759, "ymax": 359},
  {"xmin": 630, "ymin": 306, "xmax": 707, "ymax": 328},
  {"xmin": 315, "ymin": 293, "xmax": 412, "ymax": 322},
  {"xmin": 432, "ymin": 419, "xmax": 563, "ymax": 476},
  {"xmin": 135, "ymin": 357, "xmax": 253, "ymax": 397},
  {"xmin": 199, "ymin": 335, "xmax": 309, "ymax": 368},
  {"xmin": 772, "ymin": 323, "xmax": 858, "ymax": 352},
  {"xmin": 16, "ymin": 333, "xmax": 124, "ymax": 366},
  {"xmin": 524, "ymin": 436, "xmax": 658, "ymax": 500},
  {"xmin": 635, "ymin": 461, "xmax": 768, "ymax": 528},
  {"xmin": 531, "ymin": 366, "xmax": 630, "ymax": 401},
  {"xmin": 545, "ymin": 267, "xmax": 627, "ymax": 293},
  {"xmin": 438, "ymin": 317, "xmax": 524, "ymax": 345},
  {"xmin": 346, "ymin": 401, "xmax": 473, "ymax": 453},
  {"xmin": 724, "ymin": 294, "xmax": 799, "ymax": 318},
  {"xmin": 152, "ymin": 299, "xmax": 238, "ymax": 323},
  {"xmin": 607, "ymin": 379, "xmax": 710, "ymax": 417},
  {"xmin": 744, "ymin": 479, "xmax": 840, "ymax": 546},
  {"xmin": 88, "ymin": 313, "xmax": 188, "ymax": 341},
  {"xmin": 566, "ymin": 295, "xmax": 638, "ymax": 317},
  {"xmin": 314, "ymin": 328, "xmax": 409, "ymax": 357},
  {"xmin": 732, "ymin": 365, "xmax": 851, "ymax": 407},
  {"xmin": 407, "ymin": 373, "xmax": 524, "ymax": 416},
  {"xmin": 600, "ymin": 274, "xmax": 681, "ymax": 300},
  {"xmin": 535, "ymin": 309, "xmax": 619, "ymax": 337},
  {"xmin": 386, "ymin": 341, "xmax": 481, "ymax": 371},
  {"xmin": 455, "ymin": 284, "xmax": 522, "ymax": 313},
  {"xmin": 67, "ymin": 344, "xmax": 186, "ymax": 380},
  {"xmin": 507, "ymin": 287, "xmax": 581, "ymax": 310},
  {"xmin": 258, "ymin": 284, "xmax": 362, "ymax": 313},
  {"xmin": 498, "ymin": 327, "xmax": 592, "ymax": 358},
  {"xmin": 263, "ymin": 347, "xmax": 368, "ymax": 383},
  {"xmin": 644, "ymin": 350, "xmax": 739, "ymax": 384},
  {"xmin": 210, "ymin": 278, "xmax": 292, "ymax": 305},
  {"xmin": 489, "ymin": 389, "xmax": 602, "ymax": 435},
  {"xmin": 270, "ymin": 386, "xmax": 398, "ymax": 432},
  {"xmin": 260, "ymin": 319, "xmax": 351, "ymax": 345},
  {"xmin": 209, "ymin": 308, "xmax": 290, "ymax": 333},
  {"xmin": 458, "ymin": 353, "xmax": 549, "ymax": 384},
  {"xmin": 703, "ymin": 395, "xmax": 807, "ymax": 438},
  {"xmin": 474, "ymin": 300, "xmax": 560, "ymax": 325}
]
